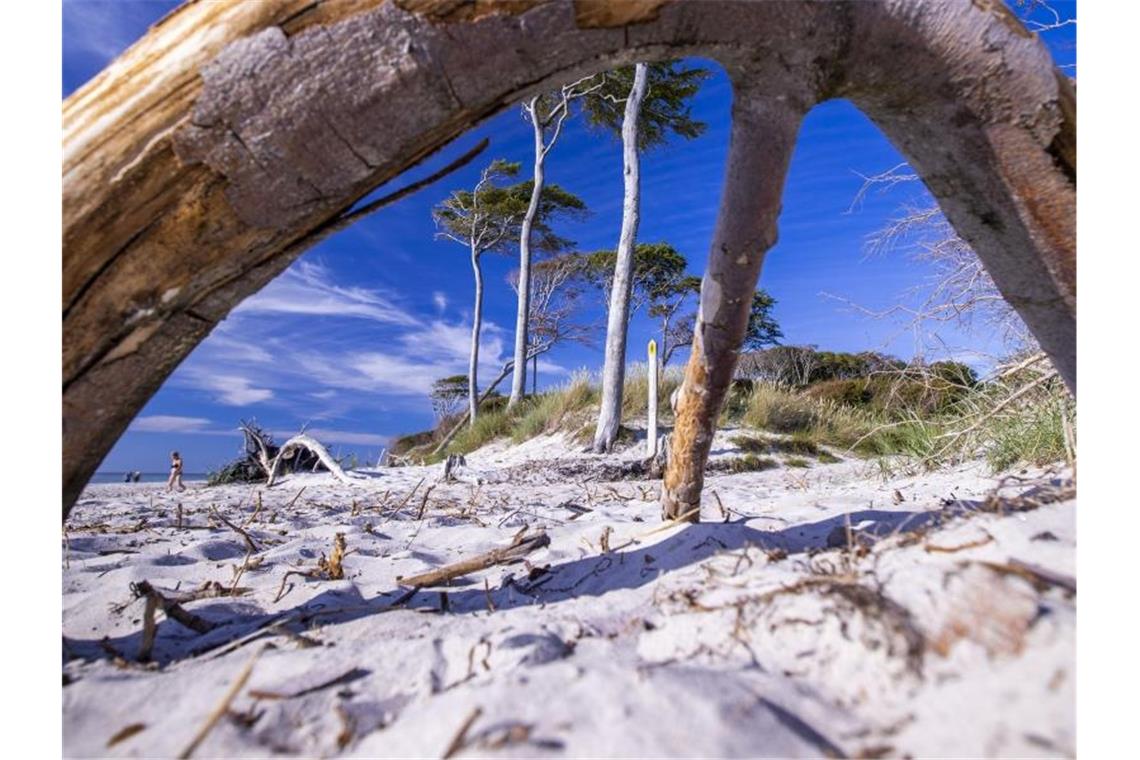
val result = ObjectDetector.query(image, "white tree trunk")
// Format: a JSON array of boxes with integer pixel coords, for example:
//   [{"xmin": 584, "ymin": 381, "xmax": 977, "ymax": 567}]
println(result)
[
  {"xmin": 468, "ymin": 248, "xmax": 483, "ymax": 425},
  {"xmin": 509, "ymin": 103, "xmax": 546, "ymax": 407},
  {"xmin": 661, "ymin": 87, "xmax": 804, "ymax": 521},
  {"xmin": 592, "ymin": 63, "xmax": 649, "ymax": 453},
  {"xmin": 647, "ymin": 339, "xmax": 659, "ymax": 458}
]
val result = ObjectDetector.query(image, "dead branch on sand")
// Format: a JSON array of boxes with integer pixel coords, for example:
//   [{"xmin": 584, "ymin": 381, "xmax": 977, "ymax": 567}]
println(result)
[{"xmin": 397, "ymin": 529, "xmax": 550, "ymax": 588}]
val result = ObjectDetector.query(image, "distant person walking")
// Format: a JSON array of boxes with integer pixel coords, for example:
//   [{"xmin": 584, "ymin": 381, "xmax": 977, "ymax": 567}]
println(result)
[{"xmin": 167, "ymin": 451, "xmax": 186, "ymax": 492}]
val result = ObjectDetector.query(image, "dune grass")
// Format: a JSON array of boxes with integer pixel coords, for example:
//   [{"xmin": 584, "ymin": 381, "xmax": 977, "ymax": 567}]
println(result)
[
  {"xmin": 399, "ymin": 359, "xmax": 1071, "ymax": 475},
  {"xmin": 736, "ymin": 374, "xmax": 1071, "ymax": 473},
  {"xmin": 621, "ymin": 363, "xmax": 685, "ymax": 421}
]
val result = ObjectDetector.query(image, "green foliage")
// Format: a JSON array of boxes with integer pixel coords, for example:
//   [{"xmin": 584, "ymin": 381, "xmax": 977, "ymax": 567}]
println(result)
[
  {"xmin": 805, "ymin": 374, "xmax": 973, "ymax": 417},
  {"xmin": 580, "ymin": 242, "xmax": 689, "ymax": 307},
  {"xmin": 784, "ymin": 457, "xmax": 811, "ymax": 469},
  {"xmin": 984, "ymin": 395, "xmax": 1071, "ymax": 472},
  {"xmin": 433, "ymin": 160, "xmax": 588, "ymax": 256},
  {"xmin": 583, "ymin": 62, "xmax": 712, "ymax": 151},
  {"xmin": 743, "ymin": 291, "xmax": 783, "ymax": 352},
  {"xmin": 809, "ymin": 351, "xmax": 906, "ymax": 382}
]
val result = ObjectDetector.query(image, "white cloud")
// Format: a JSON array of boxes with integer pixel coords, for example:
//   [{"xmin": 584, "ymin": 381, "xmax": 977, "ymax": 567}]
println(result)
[
  {"xmin": 535, "ymin": 359, "xmax": 571, "ymax": 377},
  {"xmin": 234, "ymin": 261, "xmax": 416, "ymax": 325},
  {"xmin": 130, "ymin": 415, "xmax": 217, "ymax": 434},
  {"xmin": 192, "ymin": 373, "xmax": 274, "ymax": 406},
  {"xmin": 433, "ymin": 291, "xmax": 448, "ymax": 313},
  {"xmin": 277, "ymin": 428, "xmax": 389, "ymax": 447}
]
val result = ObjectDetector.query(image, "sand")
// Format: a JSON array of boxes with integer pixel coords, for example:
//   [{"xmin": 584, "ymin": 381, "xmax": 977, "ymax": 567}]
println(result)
[{"xmin": 63, "ymin": 427, "xmax": 1075, "ymax": 757}]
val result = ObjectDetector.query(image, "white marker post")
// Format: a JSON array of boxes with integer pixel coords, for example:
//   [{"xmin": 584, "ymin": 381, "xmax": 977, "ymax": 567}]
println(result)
[{"xmin": 647, "ymin": 339, "xmax": 658, "ymax": 458}]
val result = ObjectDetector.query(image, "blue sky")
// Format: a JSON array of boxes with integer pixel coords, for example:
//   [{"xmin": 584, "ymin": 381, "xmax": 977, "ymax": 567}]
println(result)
[{"xmin": 64, "ymin": 0, "xmax": 1076, "ymax": 474}]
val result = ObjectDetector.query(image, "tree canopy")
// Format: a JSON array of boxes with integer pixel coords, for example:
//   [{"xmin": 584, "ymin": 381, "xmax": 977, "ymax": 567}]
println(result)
[
  {"xmin": 583, "ymin": 62, "xmax": 711, "ymax": 151},
  {"xmin": 433, "ymin": 159, "xmax": 588, "ymax": 256}
]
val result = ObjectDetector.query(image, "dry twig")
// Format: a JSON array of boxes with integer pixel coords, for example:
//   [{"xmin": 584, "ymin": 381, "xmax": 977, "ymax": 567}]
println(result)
[{"xmin": 177, "ymin": 645, "xmax": 264, "ymax": 759}]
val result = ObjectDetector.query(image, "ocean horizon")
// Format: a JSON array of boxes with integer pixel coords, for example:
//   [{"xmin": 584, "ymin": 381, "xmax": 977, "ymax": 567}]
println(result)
[{"xmin": 90, "ymin": 472, "xmax": 209, "ymax": 484}]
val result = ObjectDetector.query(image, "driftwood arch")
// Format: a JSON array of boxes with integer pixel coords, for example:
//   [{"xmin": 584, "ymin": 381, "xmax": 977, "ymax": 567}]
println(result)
[{"xmin": 63, "ymin": 0, "xmax": 1075, "ymax": 519}]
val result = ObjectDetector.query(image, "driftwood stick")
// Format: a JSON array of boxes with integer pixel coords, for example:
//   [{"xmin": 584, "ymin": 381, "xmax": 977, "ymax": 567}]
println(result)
[
  {"xmin": 138, "ymin": 594, "xmax": 159, "ymax": 661},
  {"xmin": 994, "ymin": 559, "xmax": 1077, "ymax": 594},
  {"xmin": 385, "ymin": 478, "xmax": 425, "ymax": 521},
  {"xmin": 210, "ymin": 507, "xmax": 260, "ymax": 553},
  {"xmin": 242, "ymin": 492, "xmax": 264, "ymax": 528},
  {"xmin": 415, "ymin": 484, "xmax": 438, "ymax": 521},
  {"xmin": 133, "ymin": 581, "xmax": 217, "ymax": 635},
  {"xmin": 441, "ymin": 706, "xmax": 483, "ymax": 760},
  {"xmin": 397, "ymin": 530, "xmax": 550, "ymax": 588},
  {"xmin": 177, "ymin": 644, "xmax": 264, "ymax": 759},
  {"xmin": 284, "ymin": 486, "xmax": 307, "ymax": 511}
]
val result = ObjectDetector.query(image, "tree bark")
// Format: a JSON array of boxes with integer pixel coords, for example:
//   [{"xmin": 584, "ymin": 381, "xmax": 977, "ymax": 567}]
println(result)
[
  {"xmin": 660, "ymin": 87, "xmax": 804, "ymax": 521},
  {"xmin": 509, "ymin": 100, "xmax": 546, "ymax": 407},
  {"xmin": 468, "ymin": 248, "xmax": 484, "ymax": 424},
  {"xmin": 62, "ymin": 1, "xmax": 1075, "ymax": 519},
  {"xmin": 593, "ymin": 63, "xmax": 649, "ymax": 453}
]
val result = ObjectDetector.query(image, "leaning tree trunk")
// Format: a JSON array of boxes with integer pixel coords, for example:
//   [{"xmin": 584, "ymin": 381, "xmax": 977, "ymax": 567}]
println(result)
[
  {"xmin": 468, "ymin": 248, "xmax": 484, "ymax": 425},
  {"xmin": 509, "ymin": 101, "xmax": 546, "ymax": 407},
  {"xmin": 62, "ymin": 0, "xmax": 1075, "ymax": 520},
  {"xmin": 593, "ymin": 63, "xmax": 649, "ymax": 453},
  {"xmin": 660, "ymin": 87, "xmax": 803, "ymax": 521}
]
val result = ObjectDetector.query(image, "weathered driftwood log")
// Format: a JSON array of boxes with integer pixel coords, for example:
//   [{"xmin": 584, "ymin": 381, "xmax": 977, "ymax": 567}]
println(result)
[
  {"xmin": 63, "ymin": 0, "xmax": 1075, "ymax": 518},
  {"xmin": 396, "ymin": 529, "xmax": 550, "ymax": 588},
  {"xmin": 265, "ymin": 434, "xmax": 353, "ymax": 487}
]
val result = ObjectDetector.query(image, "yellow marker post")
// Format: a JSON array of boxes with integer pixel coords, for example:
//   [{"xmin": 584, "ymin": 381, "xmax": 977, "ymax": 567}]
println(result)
[{"xmin": 647, "ymin": 339, "xmax": 658, "ymax": 458}]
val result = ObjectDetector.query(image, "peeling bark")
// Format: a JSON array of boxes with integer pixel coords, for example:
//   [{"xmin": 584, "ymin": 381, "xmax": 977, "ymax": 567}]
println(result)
[
  {"xmin": 62, "ymin": 0, "xmax": 1075, "ymax": 519},
  {"xmin": 660, "ymin": 88, "xmax": 805, "ymax": 521}
]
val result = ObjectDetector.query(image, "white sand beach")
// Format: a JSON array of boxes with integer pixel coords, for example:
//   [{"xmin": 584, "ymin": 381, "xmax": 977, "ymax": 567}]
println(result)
[{"xmin": 63, "ymin": 429, "xmax": 1074, "ymax": 758}]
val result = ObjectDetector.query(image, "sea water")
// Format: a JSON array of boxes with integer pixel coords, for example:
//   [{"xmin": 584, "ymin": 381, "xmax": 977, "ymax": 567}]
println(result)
[{"xmin": 89, "ymin": 472, "xmax": 209, "ymax": 484}]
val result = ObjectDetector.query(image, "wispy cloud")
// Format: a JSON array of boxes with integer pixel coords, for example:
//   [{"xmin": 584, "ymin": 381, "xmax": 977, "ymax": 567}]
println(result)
[
  {"xmin": 130, "ymin": 415, "xmax": 219, "ymax": 434},
  {"xmin": 234, "ymin": 260, "xmax": 417, "ymax": 326},
  {"xmin": 433, "ymin": 291, "xmax": 448, "ymax": 313},
  {"xmin": 274, "ymin": 428, "xmax": 389, "ymax": 447},
  {"xmin": 186, "ymin": 372, "xmax": 275, "ymax": 406}
]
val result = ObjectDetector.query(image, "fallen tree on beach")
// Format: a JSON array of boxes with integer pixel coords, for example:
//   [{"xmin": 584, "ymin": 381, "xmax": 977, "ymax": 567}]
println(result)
[{"xmin": 208, "ymin": 422, "xmax": 353, "ymax": 487}]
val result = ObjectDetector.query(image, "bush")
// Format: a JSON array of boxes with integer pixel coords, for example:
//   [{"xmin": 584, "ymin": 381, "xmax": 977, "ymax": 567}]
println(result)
[{"xmin": 742, "ymin": 383, "xmax": 820, "ymax": 433}]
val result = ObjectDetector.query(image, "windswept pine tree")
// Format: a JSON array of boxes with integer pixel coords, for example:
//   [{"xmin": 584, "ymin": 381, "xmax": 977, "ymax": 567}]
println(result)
[
  {"xmin": 584, "ymin": 61, "xmax": 712, "ymax": 452},
  {"xmin": 434, "ymin": 159, "xmax": 587, "ymax": 425}
]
